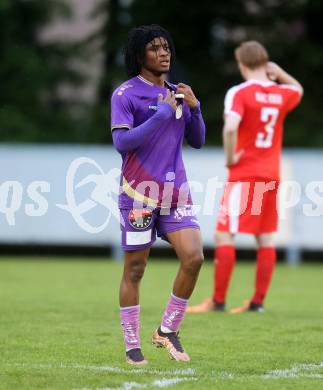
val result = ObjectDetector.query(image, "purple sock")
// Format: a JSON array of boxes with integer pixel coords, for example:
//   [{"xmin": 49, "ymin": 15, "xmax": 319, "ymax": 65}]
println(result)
[
  {"xmin": 120, "ymin": 305, "xmax": 140, "ymax": 351},
  {"xmin": 161, "ymin": 293, "xmax": 188, "ymax": 333}
]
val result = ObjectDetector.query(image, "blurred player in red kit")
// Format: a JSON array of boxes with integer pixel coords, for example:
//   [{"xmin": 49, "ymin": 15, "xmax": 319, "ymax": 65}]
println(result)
[{"xmin": 187, "ymin": 41, "xmax": 303, "ymax": 314}]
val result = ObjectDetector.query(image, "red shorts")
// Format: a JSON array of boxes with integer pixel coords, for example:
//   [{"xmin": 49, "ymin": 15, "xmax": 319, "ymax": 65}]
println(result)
[{"xmin": 216, "ymin": 179, "xmax": 279, "ymax": 234}]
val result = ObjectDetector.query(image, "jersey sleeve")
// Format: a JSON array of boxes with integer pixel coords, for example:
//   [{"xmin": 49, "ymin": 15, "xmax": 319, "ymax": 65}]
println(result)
[
  {"xmin": 110, "ymin": 90, "xmax": 134, "ymax": 131},
  {"xmin": 182, "ymin": 101, "xmax": 191, "ymax": 123},
  {"xmin": 280, "ymin": 85, "xmax": 302, "ymax": 112},
  {"xmin": 224, "ymin": 86, "xmax": 244, "ymax": 120}
]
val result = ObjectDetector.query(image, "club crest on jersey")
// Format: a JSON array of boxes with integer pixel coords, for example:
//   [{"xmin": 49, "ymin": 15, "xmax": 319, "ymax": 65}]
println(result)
[
  {"xmin": 175, "ymin": 104, "xmax": 183, "ymax": 119},
  {"xmin": 129, "ymin": 209, "xmax": 153, "ymax": 230}
]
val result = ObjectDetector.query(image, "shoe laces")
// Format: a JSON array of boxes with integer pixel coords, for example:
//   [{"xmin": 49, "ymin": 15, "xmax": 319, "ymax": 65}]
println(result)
[{"xmin": 166, "ymin": 332, "xmax": 184, "ymax": 353}]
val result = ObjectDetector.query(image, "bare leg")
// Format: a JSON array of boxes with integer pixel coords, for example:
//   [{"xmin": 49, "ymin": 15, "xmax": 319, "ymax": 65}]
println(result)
[
  {"xmin": 255, "ymin": 233, "xmax": 274, "ymax": 248},
  {"xmin": 166, "ymin": 228, "xmax": 204, "ymax": 299},
  {"xmin": 119, "ymin": 248, "xmax": 150, "ymax": 364},
  {"xmin": 152, "ymin": 228, "xmax": 203, "ymax": 362},
  {"xmin": 215, "ymin": 230, "xmax": 234, "ymax": 246},
  {"xmin": 119, "ymin": 248, "xmax": 150, "ymax": 307}
]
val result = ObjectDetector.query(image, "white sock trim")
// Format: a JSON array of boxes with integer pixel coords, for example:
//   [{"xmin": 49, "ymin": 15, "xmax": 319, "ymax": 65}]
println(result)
[
  {"xmin": 171, "ymin": 293, "xmax": 188, "ymax": 303},
  {"xmin": 126, "ymin": 347, "xmax": 140, "ymax": 352},
  {"xmin": 120, "ymin": 304, "xmax": 140, "ymax": 311},
  {"xmin": 160, "ymin": 325, "xmax": 174, "ymax": 333}
]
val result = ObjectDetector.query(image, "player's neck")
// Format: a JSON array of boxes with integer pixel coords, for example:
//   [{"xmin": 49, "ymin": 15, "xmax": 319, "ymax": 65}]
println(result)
[
  {"xmin": 245, "ymin": 68, "xmax": 270, "ymax": 82},
  {"xmin": 139, "ymin": 69, "xmax": 167, "ymax": 87}
]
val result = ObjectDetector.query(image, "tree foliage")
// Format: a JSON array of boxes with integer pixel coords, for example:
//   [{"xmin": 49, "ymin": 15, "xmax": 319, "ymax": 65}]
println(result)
[
  {"xmin": 100, "ymin": 0, "xmax": 323, "ymax": 147},
  {"xmin": 1, "ymin": 0, "xmax": 323, "ymax": 146},
  {"xmin": 0, "ymin": 0, "xmax": 88, "ymax": 142}
]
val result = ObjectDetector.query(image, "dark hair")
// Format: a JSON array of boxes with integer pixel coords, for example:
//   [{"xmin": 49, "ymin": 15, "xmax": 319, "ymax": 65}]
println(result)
[{"xmin": 124, "ymin": 24, "xmax": 175, "ymax": 76}]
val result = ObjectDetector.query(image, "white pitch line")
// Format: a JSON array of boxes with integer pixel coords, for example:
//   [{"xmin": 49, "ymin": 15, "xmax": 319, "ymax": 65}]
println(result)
[
  {"xmin": 7, "ymin": 361, "xmax": 323, "ymax": 384},
  {"xmin": 263, "ymin": 362, "xmax": 323, "ymax": 379},
  {"xmin": 8, "ymin": 363, "xmax": 196, "ymax": 377},
  {"xmin": 72, "ymin": 364, "xmax": 196, "ymax": 377},
  {"xmin": 73, "ymin": 377, "xmax": 197, "ymax": 390}
]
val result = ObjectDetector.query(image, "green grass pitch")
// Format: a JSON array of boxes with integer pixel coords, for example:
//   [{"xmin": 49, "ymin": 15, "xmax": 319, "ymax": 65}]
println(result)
[{"xmin": 0, "ymin": 258, "xmax": 322, "ymax": 389}]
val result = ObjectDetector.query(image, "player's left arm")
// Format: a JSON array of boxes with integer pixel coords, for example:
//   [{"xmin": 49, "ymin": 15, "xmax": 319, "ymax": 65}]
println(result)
[
  {"xmin": 266, "ymin": 62, "xmax": 304, "ymax": 96},
  {"xmin": 223, "ymin": 114, "xmax": 244, "ymax": 167},
  {"xmin": 177, "ymin": 83, "xmax": 206, "ymax": 149}
]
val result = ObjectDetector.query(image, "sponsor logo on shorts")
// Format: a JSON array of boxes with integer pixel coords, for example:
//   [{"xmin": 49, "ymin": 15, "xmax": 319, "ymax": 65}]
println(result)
[
  {"xmin": 174, "ymin": 205, "xmax": 195, "ymax": 221},
  {"xmin": 129, "ymin": 209, "xmax": 153, "ymax": 229},
  {"xmin": 126, "ymin": 230, "xmax": 152, "ymax": 245}
]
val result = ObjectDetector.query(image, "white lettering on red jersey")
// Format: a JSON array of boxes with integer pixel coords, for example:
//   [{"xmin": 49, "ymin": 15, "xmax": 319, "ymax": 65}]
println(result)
[{"xmin": 224, "ymin": 79, "xmax": 302, "ymax": 181}]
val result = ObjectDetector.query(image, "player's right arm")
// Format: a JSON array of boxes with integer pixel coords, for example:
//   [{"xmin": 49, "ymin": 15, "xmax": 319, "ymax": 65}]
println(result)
[
  {"xmin": 111, "ymin": 90, "xmax": 176, "ymax": 154},
  {"xmin": 223, "ymin": 115, "xmax": 244, "ymax": 167},
  {"xmin": 223, "ymin": 86, "xmax": 245, "ymax": 167}
]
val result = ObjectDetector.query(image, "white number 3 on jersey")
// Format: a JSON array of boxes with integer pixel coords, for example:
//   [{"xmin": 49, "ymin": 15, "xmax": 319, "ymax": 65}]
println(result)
[{"xmin": 255, "ymin": 107, "xmax": 279, "ymax": 148}]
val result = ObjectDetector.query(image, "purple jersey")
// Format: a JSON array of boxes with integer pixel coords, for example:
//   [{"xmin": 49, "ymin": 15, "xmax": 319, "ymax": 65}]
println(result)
[{"xmin": 111, "ymin": 75, "xmax": 198, "ymax": 209}]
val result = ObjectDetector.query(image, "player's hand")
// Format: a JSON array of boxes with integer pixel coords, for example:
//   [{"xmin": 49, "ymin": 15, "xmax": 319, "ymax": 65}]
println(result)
[
  {"xmin": 266, "ymin": 62, "xmax": 283, "ymax": 81},
  {"xmin": 226, "ymin": 149, "xmax": 244, "ymax": 167},
  {"xmin": 176, "ymin": 83, "xmax": 198, "ymax": 109},
  {"xmin": 158, "ymin": 89, "xmax": 177, "ymax": 111}
]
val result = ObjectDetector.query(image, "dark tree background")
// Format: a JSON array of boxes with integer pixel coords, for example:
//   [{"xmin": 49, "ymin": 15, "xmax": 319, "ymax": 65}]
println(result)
[
  {"xmin": 0, "ymin": 0, "xmax": 88, "ymax": 142},
  {"xmin": 1, "ymin": 0, "xmax": 323, "ymax": 146}
]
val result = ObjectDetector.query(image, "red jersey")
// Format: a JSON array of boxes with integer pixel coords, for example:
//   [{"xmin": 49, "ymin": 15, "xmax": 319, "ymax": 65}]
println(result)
[{"xmin": 224, "ymin": 79, "xmax": 302, "ymax": 181}]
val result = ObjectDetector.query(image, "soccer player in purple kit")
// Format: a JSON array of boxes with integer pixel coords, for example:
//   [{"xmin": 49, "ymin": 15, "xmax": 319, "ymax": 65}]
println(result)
[{"xmin": 111, "ymin": 25, "xmax": 206, "ymax": 365}]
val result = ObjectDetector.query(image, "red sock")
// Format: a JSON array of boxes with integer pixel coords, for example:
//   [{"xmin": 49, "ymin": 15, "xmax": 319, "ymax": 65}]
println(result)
[
  {"xmin": 213, "ymin": 245, "xmax": 236, "ymax": 304},
  {"xmin": 252, "ymin": 247, "xmax": 277, "ymax": 305}
]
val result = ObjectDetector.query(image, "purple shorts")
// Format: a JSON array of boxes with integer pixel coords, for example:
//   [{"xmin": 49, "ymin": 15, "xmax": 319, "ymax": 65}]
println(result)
[{"xmin": 119, "ymin": 205, "xmax": 200, "ymax": 251}]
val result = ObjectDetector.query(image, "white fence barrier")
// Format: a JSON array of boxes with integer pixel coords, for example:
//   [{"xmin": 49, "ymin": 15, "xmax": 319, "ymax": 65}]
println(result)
[{"xmin": 0, "ymin": 144, "xmax": 323, "ymax": 260}]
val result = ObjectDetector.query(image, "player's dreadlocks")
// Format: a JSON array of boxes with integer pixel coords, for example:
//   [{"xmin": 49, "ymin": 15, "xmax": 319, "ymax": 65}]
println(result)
[{"xmin": 124, "ymin": 24, "xmax": 176, "ymax": 77}]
